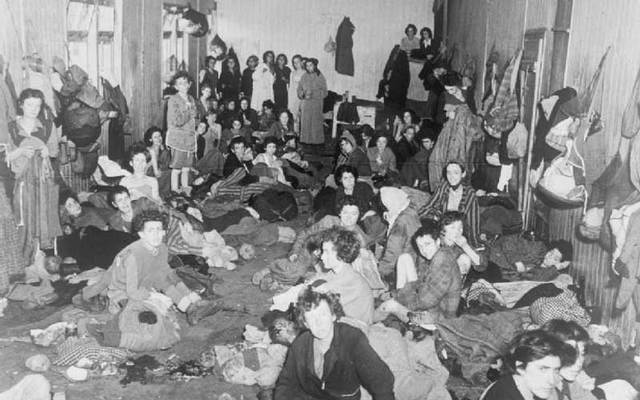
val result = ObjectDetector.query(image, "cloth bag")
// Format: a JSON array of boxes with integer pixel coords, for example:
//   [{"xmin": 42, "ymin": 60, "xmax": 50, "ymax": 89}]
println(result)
[{"xmin": 537, "ymin": 138, "xmax": 586, "ymax": 208}]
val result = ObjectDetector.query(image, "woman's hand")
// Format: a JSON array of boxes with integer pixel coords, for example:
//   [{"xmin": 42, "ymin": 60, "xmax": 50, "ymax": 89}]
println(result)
[{"xmin": 40, "ymin": 146, "xmax": 49, "ymax": 158}]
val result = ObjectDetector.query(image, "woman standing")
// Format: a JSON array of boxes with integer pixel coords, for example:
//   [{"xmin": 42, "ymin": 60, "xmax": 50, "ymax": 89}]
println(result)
[
  {"xmin": 218, "ymin": 57, "xmax": 241, "ymax": 102},
  {"xmin": 273, "ymin": 54, "xmax": 291, "ymax": 110},
  {"xmin": 400, "ymin": 24, "xmax": 420, "ymax": 52},
  {"xmin": 241, "ymin": 55, "xmax": 259, "ymax": 101},
  {"xmin": 288, "ymin": 55, "xmax": 305, "ymax": 133},
  {"xmin": 251, "ymin": 51, "xmax": 275, "ymax": 111},
  {"xmin": 6, "ymin": 89, "xmax": 62, "ymax": 263},
  {"xmin": 298, "ymin": 58, "xmax": 327, "ymax": 145}
]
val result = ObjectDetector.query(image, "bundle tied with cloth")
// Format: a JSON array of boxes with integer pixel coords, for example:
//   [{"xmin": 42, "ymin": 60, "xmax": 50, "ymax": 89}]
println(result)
[{"xmin": 536, "ymin": 47, "xmax": 610, "ymax": 210}]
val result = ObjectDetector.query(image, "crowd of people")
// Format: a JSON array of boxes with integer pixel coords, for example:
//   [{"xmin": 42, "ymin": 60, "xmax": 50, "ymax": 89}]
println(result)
[{"xmin": 0, "ymin": 20, "xmax": 638, "ymax": 400}]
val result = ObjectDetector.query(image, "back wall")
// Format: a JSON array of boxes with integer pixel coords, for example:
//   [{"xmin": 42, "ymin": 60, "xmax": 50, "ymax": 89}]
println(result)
[{"xmin": 217, "ymin": 0, "xmax": 434, "ymax": 100}]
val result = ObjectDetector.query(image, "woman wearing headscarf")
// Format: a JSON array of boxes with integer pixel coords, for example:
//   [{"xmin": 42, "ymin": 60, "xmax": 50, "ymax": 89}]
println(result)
[{"xmin": 298, "ymin": 58, "xmax": 327, "ymax": 145}]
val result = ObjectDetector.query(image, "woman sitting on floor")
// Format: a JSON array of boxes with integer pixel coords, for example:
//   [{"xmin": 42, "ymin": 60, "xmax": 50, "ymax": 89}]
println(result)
[
  {"xmin": 274, "ymin": 287, "xmax": 394, "ymax": 400},
  {"xmin": 268, "ymin": 109, "xmax": 294, "ymax": 141},
  {"xmin": 378, "ymin": 218, "xmax": 463, "ymax": 324},
  {"xmin": 367, "ymin": 133, "xmax": 398, "ymax": 186},
  {"xmin": 253, "ymin": 136, "xmax": 290, "ymax": 185},
  {"xmin": 144, "ymin": 126, "xmax": 172, "ymax": 199}
]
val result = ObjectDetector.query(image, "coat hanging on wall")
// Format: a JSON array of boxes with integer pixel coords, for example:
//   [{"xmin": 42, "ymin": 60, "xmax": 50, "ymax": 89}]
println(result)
[{"xmin": 335, "ymin": 17, "xmax": 355, "ymax": 76}]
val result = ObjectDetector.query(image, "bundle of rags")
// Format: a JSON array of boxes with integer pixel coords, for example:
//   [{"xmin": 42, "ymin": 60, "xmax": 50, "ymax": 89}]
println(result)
[{"xmin": 435, "ymin": 310, "xmax": 525, "ymax": 383}]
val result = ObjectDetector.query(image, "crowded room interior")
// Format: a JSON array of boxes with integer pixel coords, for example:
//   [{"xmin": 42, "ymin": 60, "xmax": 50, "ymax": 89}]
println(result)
[{"xmin": 1, "ymin": 0, "xmax": 640, "ymax": 399}]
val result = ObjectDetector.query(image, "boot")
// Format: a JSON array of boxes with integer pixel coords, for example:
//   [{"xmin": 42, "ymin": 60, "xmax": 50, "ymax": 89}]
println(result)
[{"xmin": 186, "ymin": 299, "xmax": 222, "ymax": 325}]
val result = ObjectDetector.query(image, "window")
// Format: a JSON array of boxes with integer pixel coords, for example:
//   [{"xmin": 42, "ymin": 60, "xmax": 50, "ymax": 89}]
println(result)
[
  {"xmin": 162, "ymin": 5, "xmax": 190, "ymax": 87},
  {"xmin": 66, "ymin": 0, "xmax": 122, "ymax": 89}
]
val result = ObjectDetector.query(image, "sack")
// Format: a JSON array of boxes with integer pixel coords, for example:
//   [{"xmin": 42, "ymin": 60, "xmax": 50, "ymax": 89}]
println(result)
[
  {"xmin": 537, "ymin": 139, "xmax": 586, "ymax": 208},
  {"xmin": 72, "ymin": 142, "xmax": 101, "ymax": 177},
  {"xmin": 324, "ymin": 35, "xmax": 336, "ymax": 53},
  {"xmin": 507, "ymin": 122, "xmax": 528, "ymax": 159},
  {"xmin": 248, "ymin": 189, "xmax": 298, "ymax": 222}
]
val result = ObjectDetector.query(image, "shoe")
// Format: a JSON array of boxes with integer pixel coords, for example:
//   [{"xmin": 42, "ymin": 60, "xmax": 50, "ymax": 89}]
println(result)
[{"xmin": 186, "ymin": 299, "xmax": 222, "ymax": 325}]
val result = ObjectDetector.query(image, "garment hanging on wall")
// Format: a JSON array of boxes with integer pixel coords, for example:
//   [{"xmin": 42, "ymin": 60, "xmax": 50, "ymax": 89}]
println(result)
[
  {"xmin": 102, "ymin": 78, "xmax": 130, "ymax": 162},
  {"xmin": 335, "ymin": 17, "xmax": 355, "ymax": 77}
]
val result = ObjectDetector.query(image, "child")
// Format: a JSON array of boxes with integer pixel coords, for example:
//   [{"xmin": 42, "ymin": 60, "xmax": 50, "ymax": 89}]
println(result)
[
  {"xmin": 166, "ymin": 71, "xmax": 197, "ymax": 194},
  {"xmin": 120, "ymin": 142, "xmax": 160, "ymax": 203}
]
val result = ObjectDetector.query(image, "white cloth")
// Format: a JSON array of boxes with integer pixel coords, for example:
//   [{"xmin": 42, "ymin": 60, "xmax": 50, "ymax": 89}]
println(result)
[
  {"xmin": 395, "ymin": 253, "xmax": 417, "ymax": 290},
  {"xmin": 251, "ymin": 63, "xmax": 275, "ymax": 111}
]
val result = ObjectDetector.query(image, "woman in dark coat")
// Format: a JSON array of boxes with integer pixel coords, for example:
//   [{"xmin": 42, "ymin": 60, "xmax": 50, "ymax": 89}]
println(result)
[
  {"xmin": 218, "ymin": 57, "xmax": 241, "ymax": 102},
  {"xmin": 241, "ymin": 55, "xmax": 258, "ymax": 101},
  {"xmin": 274, "ymin": 288, "xmax": 394, "ymax": 400},
  {"xmin": 273, "ymin": 54, "xmax": 291, "ymax": 110}
]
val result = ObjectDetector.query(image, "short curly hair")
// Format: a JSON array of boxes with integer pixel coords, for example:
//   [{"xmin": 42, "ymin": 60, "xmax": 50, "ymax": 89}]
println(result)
[
  {"xmin": 412, "ymin": 218, "xmax": 441, "ymax": 254},
  {"xmin": 295, "ymin": 286, "xmax": 345, "ymax": 328},
  {"xmin": 320, "ymin": 227, "xmax": 361, "ymax": 264},
  {"xmin": 504, "ymin": 329, "xmax": 576, "ymax": 373},
  {"xmin": 334, "ymin": 164, "xmax": 359, "ymax": 186},
  {"xmin": 132, "ymin": 209, "xmax": 169, "ymax": 233}
]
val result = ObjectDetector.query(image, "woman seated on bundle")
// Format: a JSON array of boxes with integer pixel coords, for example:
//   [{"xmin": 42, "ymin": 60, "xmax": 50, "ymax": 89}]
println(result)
[
  {"xmin": 220, "ymin": 117, "xmax": 251, "ymax": 150},
  {"xmin": 239, "ymin": 97, "xmax": 259, "ymax": 131},
  {"xmin": 367, "ymin": 133, "xmax": 398, "ymax": 186},
  {"xmin": 268, "ymin": 109, "xmax": 294, "ymax": 141},
  {"xmin": 219, "ymin": 98, "xmax": 240, "ymax": 130},
  {"xmin": 274, "ymin": 287, "xmax": 394, "ymax": 400},
  {"xmin": 253, "ymin": 136, "xmax": 289, "ymax": 185}
]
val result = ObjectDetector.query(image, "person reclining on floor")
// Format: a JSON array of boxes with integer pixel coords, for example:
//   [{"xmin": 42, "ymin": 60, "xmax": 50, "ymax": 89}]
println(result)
[
  {"xmin": 60, "ymin": 191, "xmax": 110, "ymax": 231},
  {"xmin": 512, "ymin": 239, "xmax": 573, "ymax": 282},
  {"xmin": 274, "ymin": 288, "xmax": 395, "ymax": 400},
  {"xmin": 419, "ymin": 160, "xmax": 481, "ymax": 248},
  {"xmin": 79, "ymin": 209, "xmax": 221, "ymax": 325}
]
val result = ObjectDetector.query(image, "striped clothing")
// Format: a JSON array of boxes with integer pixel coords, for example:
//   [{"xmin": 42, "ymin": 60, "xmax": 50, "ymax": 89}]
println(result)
[
  {"xmin": 418, "ymin": 182, "xmax": 481, "ymax": 247},
  {"xmin": 215, "ymin": 167, "xmax": 291, "ymax": 203}
]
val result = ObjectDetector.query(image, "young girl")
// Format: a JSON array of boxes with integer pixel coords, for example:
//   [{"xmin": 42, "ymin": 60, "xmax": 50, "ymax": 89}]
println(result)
[
  {"xmin": 166, "ymin": 71, "xmax": 197, "ymax": 193},
  {"xmin": 120, "ymin": 142, "xmax": 161, "ymax": 203}
]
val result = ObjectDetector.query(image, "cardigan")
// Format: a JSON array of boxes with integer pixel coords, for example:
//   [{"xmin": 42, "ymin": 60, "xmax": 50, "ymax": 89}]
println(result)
[{"xmin": 275, "ymin": 322, "xmax": 395, "ymax": 400}]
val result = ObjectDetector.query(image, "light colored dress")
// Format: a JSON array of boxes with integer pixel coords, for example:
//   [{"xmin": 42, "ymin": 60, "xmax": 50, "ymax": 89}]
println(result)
[
  {"xmin": 288, "ymin": 69, "xmax": 305, "ymax": 132},
  {"xmin": 251, "ymin": 63, "xmax": 275, "ymax": 111},
  {"xmin": 298, "ymin": 72, "xmax": 328, "ymax": 144}
]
